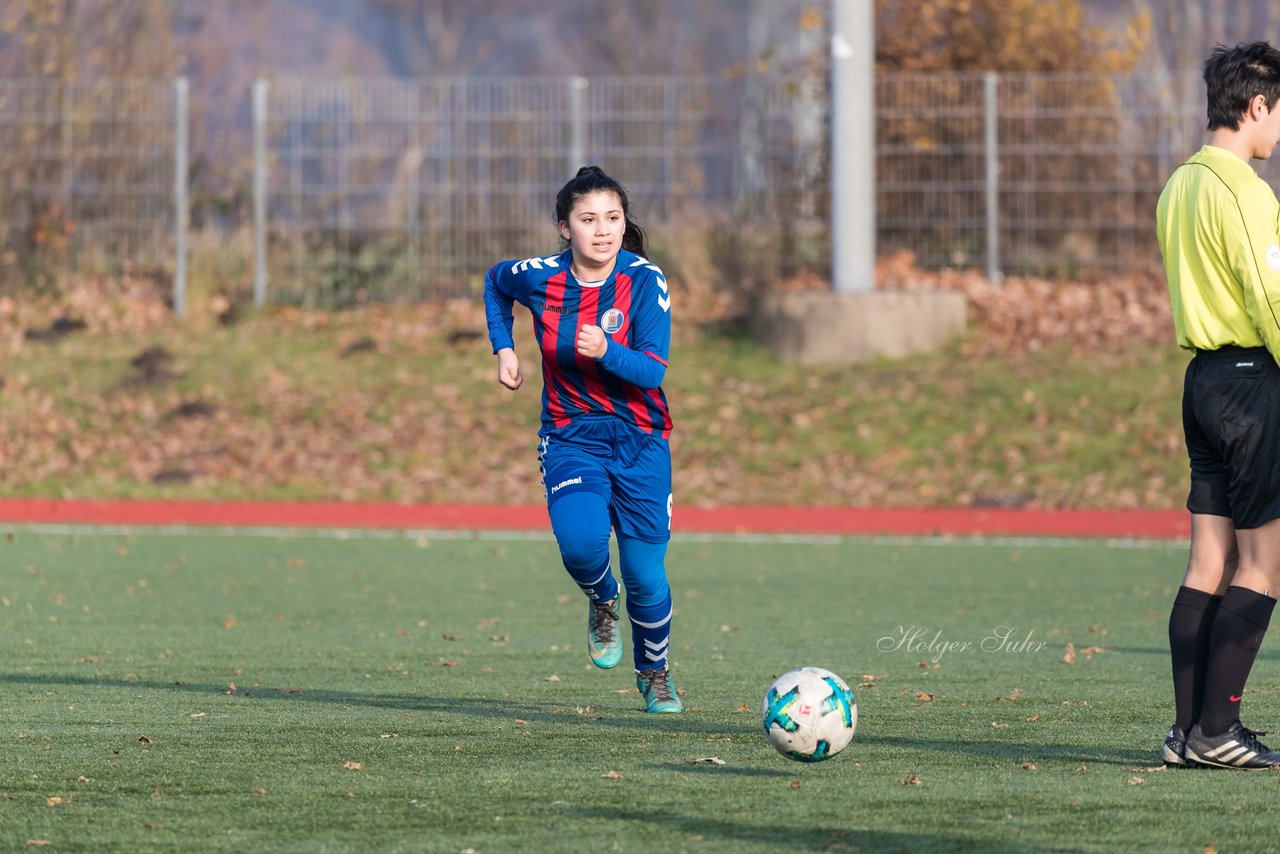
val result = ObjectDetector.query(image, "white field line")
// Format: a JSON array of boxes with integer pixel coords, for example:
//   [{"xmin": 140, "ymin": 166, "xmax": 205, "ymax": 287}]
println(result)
[{"xmin": 0, "ymin": 521, "xmax": 1187, "ymax": 550}]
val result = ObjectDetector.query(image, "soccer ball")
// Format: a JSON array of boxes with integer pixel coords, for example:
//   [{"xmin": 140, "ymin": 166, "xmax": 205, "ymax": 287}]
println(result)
[{"xmin": 762, "ymin": 667, "xmax": 857, "ymax": 762}]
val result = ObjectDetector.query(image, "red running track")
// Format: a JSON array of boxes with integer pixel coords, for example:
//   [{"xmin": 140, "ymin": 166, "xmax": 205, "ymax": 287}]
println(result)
[{"xmin": 0, "ymin": 499, "xmax": 1189, "ymax": 539}]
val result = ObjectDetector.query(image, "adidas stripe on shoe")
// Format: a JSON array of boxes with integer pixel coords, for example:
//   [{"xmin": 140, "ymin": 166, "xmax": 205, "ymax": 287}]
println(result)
[{"xmin": 1184, "ymin": 722, "xmax": 1280, "ymax": 770}]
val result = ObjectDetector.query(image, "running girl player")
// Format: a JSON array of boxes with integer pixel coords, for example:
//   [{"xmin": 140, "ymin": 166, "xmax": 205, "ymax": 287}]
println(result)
[{"xmin": 483, "ymin": 166, "xmax": 682, "ymax": 713}]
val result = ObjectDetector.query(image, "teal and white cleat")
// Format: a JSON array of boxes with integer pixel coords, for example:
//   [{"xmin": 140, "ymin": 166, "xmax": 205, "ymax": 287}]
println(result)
[
  {"xmin": 636, "ymin": 667, "xmax": 683, "ymax": 713},
  {"xmin": 587, "ymin": 599, "xmax": 623, "ymax": 669}
]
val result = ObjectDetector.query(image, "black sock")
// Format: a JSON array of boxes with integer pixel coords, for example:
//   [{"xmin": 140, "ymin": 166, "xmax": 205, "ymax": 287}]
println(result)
[
  {"xmin": 1168, "ymin": 586, "xmax": 1222, "ymax": 733},
  {"xmin": 1199, "ymin": 586, "xmax": 1277, "ymax": 737}
]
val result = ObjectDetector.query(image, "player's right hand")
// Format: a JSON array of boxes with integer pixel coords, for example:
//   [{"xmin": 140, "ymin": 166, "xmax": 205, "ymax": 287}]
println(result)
[{"xmin": 497, "ymin": 348, "xmax": 523, "ymax": 390}]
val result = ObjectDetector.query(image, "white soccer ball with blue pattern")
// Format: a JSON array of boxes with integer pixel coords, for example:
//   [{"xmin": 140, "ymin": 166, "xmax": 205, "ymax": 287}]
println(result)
[{"xmin": 762, "ymin": 667, "xmax": 857, "ymax": 762}]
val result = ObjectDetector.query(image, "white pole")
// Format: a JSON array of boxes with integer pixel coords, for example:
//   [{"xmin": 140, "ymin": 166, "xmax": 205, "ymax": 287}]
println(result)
[
  {"xmin": 984, "ymin": 72, "xmax": 1002, "ymax": 283},
  {"xmin": 830, "ymin": 0, "xmax": 875, "ymax": 293},
  {"xmin": 253, "ymin": 79, "xmax": 269, "ymax": 308},
  {"xmin": 568, "ymin": 76, "xmax": 588, "ymax": 174},
  {"xmin": 173, "ymin": 77, "xmax": 189, "ymax": 317}
]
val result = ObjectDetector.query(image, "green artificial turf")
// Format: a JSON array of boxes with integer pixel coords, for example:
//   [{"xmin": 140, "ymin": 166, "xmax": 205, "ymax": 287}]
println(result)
[{"xmin": 2, "ymin": 528, "xmax": 1273, "ymax": 852}]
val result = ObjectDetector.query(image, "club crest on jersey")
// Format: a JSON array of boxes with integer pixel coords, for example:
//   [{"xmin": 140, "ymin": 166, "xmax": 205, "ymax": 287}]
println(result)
[{"xmin": 600, "ymin": 308, "xmax": 625, "ymax": 334}]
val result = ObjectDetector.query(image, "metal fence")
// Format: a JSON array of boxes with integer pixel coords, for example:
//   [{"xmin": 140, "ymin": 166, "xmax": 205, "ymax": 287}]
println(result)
[
  {"xmin": 0, "ymin": 71, "xmax": 1224, "ymax": 308},
  {"xmin": 0, "ymin": 78, "xmax": 185, "ymax": 298},
  {"xmin": 254, "ymin": 70, "xmax": 1211, "ymax": 304},
  {"xmin": 877, "ymin": 71, "xmax": 1206, "ymax": 278},
  {"xmin": 252, "ymin": 74, "xmax": 827, "ymax": 304}
]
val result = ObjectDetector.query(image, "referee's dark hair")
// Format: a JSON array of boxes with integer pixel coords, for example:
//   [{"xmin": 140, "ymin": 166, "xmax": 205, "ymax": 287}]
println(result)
[
  {"xmin": 1205, "ymin": 41, "xmax": 1280, "ymax": 132},
  {"xmin": 555, "ymin": 165, "xmax": 648, "ymax": 258}
]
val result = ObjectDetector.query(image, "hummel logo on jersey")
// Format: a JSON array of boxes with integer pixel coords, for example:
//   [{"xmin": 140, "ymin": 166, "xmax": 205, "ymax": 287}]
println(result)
[
  {"xmin": 531, "ymin": 297, "xmax": 570, "ymax": 315},
  {"xmin": 1236, "ymin": 362, "xmax": 1255, "ymax": 368}
]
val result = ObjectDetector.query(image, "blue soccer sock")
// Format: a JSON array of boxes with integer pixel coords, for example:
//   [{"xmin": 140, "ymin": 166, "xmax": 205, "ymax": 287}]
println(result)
[
  {"xmin": 548, "ymin": 491, "xmax": 618, "ymax": 603},
  {"xmin": 618, "ymin": 536, "xmax": 673, "ymax": 671}
]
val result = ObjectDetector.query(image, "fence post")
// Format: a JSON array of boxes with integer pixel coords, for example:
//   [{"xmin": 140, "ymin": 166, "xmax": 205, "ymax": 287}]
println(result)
[
  {"xmin": 984, "ymin": 71, "xmax": 1002, "ymax": 283},
  {"xmin": 568, "ymin": 76, "xmax": 588, "ymax": 175},
  {"xmin": 174, "ymin": 77, "xmax": 189, "ymax": 317},
  {"xmin": 253, "ymin": 79, "xmax": 269, "ymax": 308}
]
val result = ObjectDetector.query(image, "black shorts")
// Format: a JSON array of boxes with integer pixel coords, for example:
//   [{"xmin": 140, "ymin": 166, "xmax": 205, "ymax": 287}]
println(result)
[{"xmin": 1183, "ymin": 346, "xmax": 1280, "ymax": 529}]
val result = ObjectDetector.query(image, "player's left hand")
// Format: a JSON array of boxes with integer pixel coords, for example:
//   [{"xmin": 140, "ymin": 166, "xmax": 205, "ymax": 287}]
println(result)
[{"xmin": 576, "ymin": 324, "xmax": 607, "ymax": 359}]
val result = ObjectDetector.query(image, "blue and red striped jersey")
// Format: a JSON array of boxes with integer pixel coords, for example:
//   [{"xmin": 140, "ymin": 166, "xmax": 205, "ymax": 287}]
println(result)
[{"xmin": 484, "ymin": 248, "xmax": 673, "ymax": 438}]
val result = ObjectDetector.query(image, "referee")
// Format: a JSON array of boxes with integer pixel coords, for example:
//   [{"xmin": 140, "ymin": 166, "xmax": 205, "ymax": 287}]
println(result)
[{"xmin": 1156, "ymin": 41, "xmax": 1280, "ymax": 770}]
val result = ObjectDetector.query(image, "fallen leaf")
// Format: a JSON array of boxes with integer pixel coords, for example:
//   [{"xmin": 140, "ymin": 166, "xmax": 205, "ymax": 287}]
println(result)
[
  {"xmin": 788, "ymin": 780, "xmax": 802, "ymax": 790},
  {"xmin": 252, "ymin": 787, "xmax": 267, "ymax": 795},
  {"xmin": 190, "ymin": 712, "xmax": 207, "ymax": 718},
  {"xmin": 137, "ymin": 736, "xmax": 152, "ymax": 744},
  {"xmin": 515, "ymin": 719, "xmax": 528, "ymax": 725},
  {"xmin": 343, "ymin": 762, "xmax": 362, "ymax": 771},
  {"xmin": 902, "ymin": 774, "xmax": 921, "ymax": 786},
  {"xmin": 72, "ymin": 656, "xmax": 99, "ymax": 664},
  {"xmin": 601, "ymin": 770, "xmax": 623, "ymax": 780},
  {"xmin": 737, "ymin": 704, "xmax": 750, "ymax": 713},
  {"xmin": 991, "ymin": 722, "xmax": 1009, "ymax": 729},
  {"xmin": 1079, "ymin": 646, "xmax": 1106, "ymax": 656},
  {"xmin": 1063, "ymin": 643, "xmax": 1076, "ymax": 664},
  {"xmin": 1022, "ymin": 762, "xmax": 1036, "ymax": 771},
  {"xmin": 25, "ymin": 841, "xmax": 52, "ymax": 847},
  {"xmin": 1127, "ymin": 776, "xmax": 1145, "ymax": 785},
  {"xmin": 689, "ymin": 757, "xmax": 726, "ymax": 765},
  {"xmin": 222, "ymin": 617, "xmax": 237, "ymax": 630},
  {"xmin": 76, "ymin": 776, "xmax": 89, "ymax": 782},
  {"xmin": 997, "ymin": 689, "xmax": 1021, "ymax": 702},
  {"xmin": 46, "ymin": 797, "xmax": 63, "ymax": 806},
  {"xmin": 915, "ymin": 692, "xmax": 935, "ymax": 702},
  {"xmin": 544, "ymin": 674, "xmax": 561, "ymax": 682},
  {"xmin": 434, "ymin": 660, "xmax": 460, "ymax": 668},
  {"xmin": 1026, "ymin": 714, "xmax": 1040, "ymax": 721}
]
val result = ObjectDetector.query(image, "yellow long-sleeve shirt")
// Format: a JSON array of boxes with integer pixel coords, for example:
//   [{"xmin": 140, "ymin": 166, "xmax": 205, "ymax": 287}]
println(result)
[{"xmin": 1157, "ymin": 144, "xmax": 1280, "ymax": 360}]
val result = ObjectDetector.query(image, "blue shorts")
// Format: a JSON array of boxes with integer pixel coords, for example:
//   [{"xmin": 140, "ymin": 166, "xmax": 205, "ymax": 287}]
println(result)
[{"xmin": 539, "ymin": 415, "xmax": 672, "ymax": 543}]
